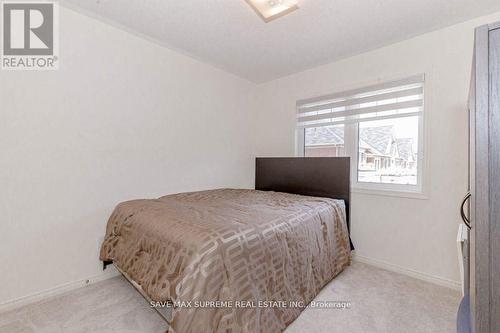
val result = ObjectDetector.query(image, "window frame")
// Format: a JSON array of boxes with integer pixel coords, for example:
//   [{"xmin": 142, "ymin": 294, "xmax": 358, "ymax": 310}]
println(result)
[{"xmin": 296, "ymin": 75, "xmax": 428, "ymax": 199}]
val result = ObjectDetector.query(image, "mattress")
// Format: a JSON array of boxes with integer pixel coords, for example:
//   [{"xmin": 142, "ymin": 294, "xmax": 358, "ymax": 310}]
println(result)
[{"xmin": 100, "ymin": 189, "xmax": 351, "ymax": 333}]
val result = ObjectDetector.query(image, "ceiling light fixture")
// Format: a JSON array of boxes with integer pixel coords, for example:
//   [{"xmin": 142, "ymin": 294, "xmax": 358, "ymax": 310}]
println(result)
[{"xmin": 245, "ymin": 0, "xmax": 299, "ymax": 23}]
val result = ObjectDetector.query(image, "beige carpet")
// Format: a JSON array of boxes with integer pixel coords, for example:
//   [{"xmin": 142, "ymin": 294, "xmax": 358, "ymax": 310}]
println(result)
[{"xmin": 0, "ymin": 262, "xmax": 460, "ymax": 333}]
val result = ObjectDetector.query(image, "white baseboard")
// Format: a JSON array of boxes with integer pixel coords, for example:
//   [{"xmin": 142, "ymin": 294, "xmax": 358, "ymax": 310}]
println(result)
[
  {"xmin": 352, "ymin": 253, "xmax": 462, "ymax": 291},
  {"xmin": 0, "ymin": 267, "xmax": 120, "ymax": 314},
  {"xmin": 0, "ymin": 256, "xmax": 461, "ymax": 314}
]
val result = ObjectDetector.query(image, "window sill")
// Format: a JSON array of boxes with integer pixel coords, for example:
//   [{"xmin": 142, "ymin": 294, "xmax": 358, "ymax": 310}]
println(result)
[{"xmin": 351, "ymin": 187, "xmax": 429, "ymax": 200}]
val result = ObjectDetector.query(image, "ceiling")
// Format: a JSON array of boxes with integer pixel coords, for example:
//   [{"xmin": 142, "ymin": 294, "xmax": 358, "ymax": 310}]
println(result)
[{"xmin": 63, "ymin": 0, "xmax": 500, "ymax": 83}]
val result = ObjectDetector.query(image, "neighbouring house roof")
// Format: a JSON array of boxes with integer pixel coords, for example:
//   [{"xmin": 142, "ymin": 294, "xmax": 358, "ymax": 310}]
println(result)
[
  {"xmin": 359, "ymin": 125, "xmax": 394, "ymax": 156},
  {"xmin": 305, "ymin": 126, "xmax": 344, "ymax": 146},
  {"xmin": 305, "ymin": 124, "xmax": 416, "ymax": 161},
  {"xmin": 395, "ymin": 138, "xmax": 415, "ymax": 162}
]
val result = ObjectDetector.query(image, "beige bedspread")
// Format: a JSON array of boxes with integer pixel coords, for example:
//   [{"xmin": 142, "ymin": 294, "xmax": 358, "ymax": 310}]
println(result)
[{"xmin": 100, "ymin": 189, "xmax": 351, "ymax": 333}]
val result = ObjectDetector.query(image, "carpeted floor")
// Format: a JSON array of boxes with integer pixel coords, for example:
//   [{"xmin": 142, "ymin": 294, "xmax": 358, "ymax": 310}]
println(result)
[{"xmin": 0, "ymin": 262, "xmax": 461, "ymax": 333}]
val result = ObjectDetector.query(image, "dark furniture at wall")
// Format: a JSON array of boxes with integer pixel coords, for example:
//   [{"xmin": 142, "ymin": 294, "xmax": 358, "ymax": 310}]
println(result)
[{"xmin": 459, "ymin": 21, "xmax": 500, "ymax": 333}]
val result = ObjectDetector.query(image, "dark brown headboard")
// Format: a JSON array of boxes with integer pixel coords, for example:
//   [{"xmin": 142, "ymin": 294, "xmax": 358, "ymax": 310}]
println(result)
[{"xmin": 255, "ymin": 157, "xmax": 352, "ymax": 247}]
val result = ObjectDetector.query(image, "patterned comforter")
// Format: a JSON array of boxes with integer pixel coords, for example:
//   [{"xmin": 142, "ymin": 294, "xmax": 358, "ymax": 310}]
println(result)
[{"xmin": 100, "ymin": 189, "xmax": 351, "ymax": 333}]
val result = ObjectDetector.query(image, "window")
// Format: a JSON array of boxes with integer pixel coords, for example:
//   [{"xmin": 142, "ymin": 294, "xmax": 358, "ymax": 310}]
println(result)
[{"xmin": 297, "ymin": 75, "xmax": 425, "ymax": 194}]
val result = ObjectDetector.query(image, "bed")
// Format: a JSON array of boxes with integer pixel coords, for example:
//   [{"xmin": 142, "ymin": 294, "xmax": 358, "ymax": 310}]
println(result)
[{"xmin": 100, "ymin": 157, "xmax": 352, "ymax": 333}]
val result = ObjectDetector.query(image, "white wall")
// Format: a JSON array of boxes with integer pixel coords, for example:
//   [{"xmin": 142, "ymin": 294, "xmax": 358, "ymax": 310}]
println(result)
[
  {"xmin": 2, "ymin": 4, "xmax": 500, "ymax": 309},
  {"xmin": 0, "ymin": 7, "xmax": 257, "ymax": 306},
  {"xmin": 255, "ymin": 12, "xmax": 500, "ymax": 287}
]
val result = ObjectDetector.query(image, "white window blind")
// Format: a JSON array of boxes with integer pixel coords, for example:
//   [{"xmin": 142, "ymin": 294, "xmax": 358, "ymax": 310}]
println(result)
[{"xmin": 297, "ymin": 74, "xmax": 424, "ymax": 128}]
